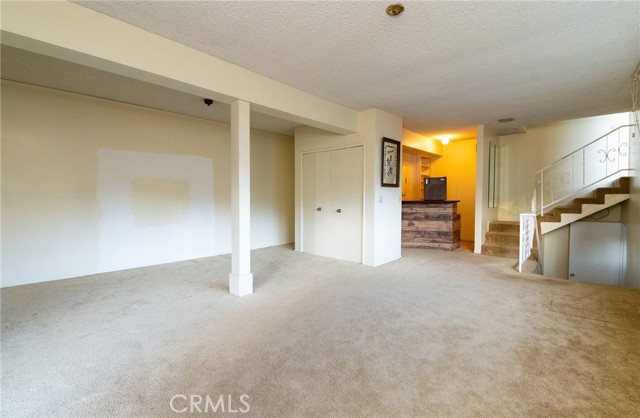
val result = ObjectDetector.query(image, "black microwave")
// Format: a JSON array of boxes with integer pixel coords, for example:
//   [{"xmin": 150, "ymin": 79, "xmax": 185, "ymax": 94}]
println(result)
[{"xmin": 424, "ymin": 177, "xmax": 447, "ymax": 201}]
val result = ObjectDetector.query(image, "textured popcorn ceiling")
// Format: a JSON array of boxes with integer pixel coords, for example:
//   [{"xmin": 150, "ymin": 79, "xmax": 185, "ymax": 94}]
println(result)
[{"xmin": 8, "ymin": 1, "xmax": 640, "ymax": 138}]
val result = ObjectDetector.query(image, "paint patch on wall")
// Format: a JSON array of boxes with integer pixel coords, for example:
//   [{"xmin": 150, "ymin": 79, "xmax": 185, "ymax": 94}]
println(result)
[
  {"xmin": 130, "ymin": 178, "xmax": 190, "ymax": 228},
  {"xmin": 97, "ymin": 149, "xmax": 215, "ymax": 272}
]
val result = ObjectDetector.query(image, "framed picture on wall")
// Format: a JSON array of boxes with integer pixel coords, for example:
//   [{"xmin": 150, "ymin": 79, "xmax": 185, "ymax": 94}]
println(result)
[{"xmin": 381, "ymin": 137, "xmax": 400, "ymax": 187}]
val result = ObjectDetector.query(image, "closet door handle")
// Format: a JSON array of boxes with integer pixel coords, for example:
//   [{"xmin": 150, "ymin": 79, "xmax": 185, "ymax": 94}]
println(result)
[
  {"xmin": 336, "ymin": 209, "xmax": 342, "ymax": 213},
  {"xmin": 317, "ymin": 207, "xmax": 322, "ymax": 211}
]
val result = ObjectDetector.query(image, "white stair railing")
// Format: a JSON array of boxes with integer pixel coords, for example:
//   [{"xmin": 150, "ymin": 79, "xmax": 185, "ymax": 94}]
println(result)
[
  {"xmin": 519, "ymin": 124, "xmax": 633, "ymax": 274},
  {"xmin": 518, "ymin": 213, "xmax": 538, "ymax": 273},
  {"xmin": 536, "ymin": 124, "xmax": 632, "ymax": 215}
]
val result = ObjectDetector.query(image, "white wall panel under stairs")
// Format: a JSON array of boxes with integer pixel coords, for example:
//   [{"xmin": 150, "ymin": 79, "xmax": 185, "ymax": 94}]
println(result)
[{"xmin": 569, "ymin": 222, "xmax": 625, "ymax": 285}]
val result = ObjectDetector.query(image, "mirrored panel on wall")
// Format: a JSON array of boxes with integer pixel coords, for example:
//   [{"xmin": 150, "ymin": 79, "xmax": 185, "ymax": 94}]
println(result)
[{"xmin": 488, "ymin": 142, "xmax": 498, "ymax": 208}]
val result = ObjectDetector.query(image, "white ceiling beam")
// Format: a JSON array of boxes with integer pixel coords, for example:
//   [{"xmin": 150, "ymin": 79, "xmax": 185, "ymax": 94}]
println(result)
[{"xmin": 0, "ymin": 0, "xmax": 359, "ymax": 135}]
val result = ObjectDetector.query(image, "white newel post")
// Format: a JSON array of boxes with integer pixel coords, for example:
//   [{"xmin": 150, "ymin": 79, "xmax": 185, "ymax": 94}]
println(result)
[{"xmin": 229, "ymin": 100, "xmax": 253, "ymax": 296}]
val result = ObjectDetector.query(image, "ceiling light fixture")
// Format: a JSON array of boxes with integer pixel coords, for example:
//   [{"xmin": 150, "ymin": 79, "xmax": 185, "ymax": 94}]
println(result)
[
  {"xmin": 386, "ymin": 3, "xmax": 405, "ymax": 16},
  {"xmin": 438, "ymin": 135, "xmax": 451, "ymax": 145}
]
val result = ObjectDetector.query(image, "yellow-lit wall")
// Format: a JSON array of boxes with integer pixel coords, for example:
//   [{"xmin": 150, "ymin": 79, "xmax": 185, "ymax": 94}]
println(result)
[
  {"xmin": 431, "ymin": 139, "xmax": 477, "ymax": 242},
  {"xmin": 401, "ymin": 152, "xmax": 422, "ymax": 201},
  {"xmin": 402, "ymin": 129, "xmax": 443, "ymax": 156}
]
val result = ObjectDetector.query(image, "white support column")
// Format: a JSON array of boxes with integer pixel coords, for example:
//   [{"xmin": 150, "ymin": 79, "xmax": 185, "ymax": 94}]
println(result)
[{"xmin": 229, "ymin": 100, "xmax": 253, "ymax": 296}]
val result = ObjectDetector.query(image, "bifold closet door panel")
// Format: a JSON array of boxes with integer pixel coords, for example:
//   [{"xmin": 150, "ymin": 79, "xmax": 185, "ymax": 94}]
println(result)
[
  {"xmin": 332, "ymin": 146, "xmax": 363, "ymax": 263},
  {"xmin": 301, "ymin": 153, "xmax": 316, "ymax": 254},
  {"xmin": 301, "ymin": 147, "xmax": 363, "ymax": 263},
  {"xmin": 302, "ymin": 150, "xmax": 333, "ymax": 258},
  {"xmin": 314, "ymin": 150, "xmax": 334, "ymax": 258}
]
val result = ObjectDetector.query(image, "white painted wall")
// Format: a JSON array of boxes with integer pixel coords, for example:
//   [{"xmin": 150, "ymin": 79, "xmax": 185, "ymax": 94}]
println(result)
[
  {"xmin": 474, "ymin": 125, "xmax": 499, "ymax": 253},
  {"xmin": 370, "ymin": 109, "xmax": 404, "ymax": 266},
  {"xmin": 250, "ymin": 129, "xmax": 295, "ymax": 250},
  {"xmin": 542, "ymin": 206, "xmax": 622, "ymax": 279},
  {"xmin": 620, "ymin": 113, "xmax": 640, "ymax": 287},
  {"xmin": 541, "ymin": 227, "xmax": 570, "ymax": 279},
  {"xmin": 1, "ymin": 81, "xmax": 294, "ymax": 287},
  {"xmin": 295, "ymin": 108, "xmax": 403, "ymax": 267},
  {"xmin": 96, "ymin": 149, "xmax": 215, "ymax": 272},
  {"xmin": 497, "ymin": 112, "xmax": 630, "ymax": 220}
]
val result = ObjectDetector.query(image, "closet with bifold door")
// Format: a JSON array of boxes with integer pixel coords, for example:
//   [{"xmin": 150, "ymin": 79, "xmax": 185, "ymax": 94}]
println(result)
[{"xmin": 302, "ymin": 146, "xmax": 363, "ymax": 263}]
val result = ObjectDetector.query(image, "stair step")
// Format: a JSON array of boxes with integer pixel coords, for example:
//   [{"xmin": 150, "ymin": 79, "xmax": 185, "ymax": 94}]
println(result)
[
  {"xmin": 573, "ymin": 197, "xmax": 601, "ymax": 205},
  {"xmin": 484, "ymin": 231, "xmax": 520, "ymax": 246},
  {"xmin": 487, "ymin": 220, "xmax": 520, "ymax": 233},
  {"xmin": 539, "ymin": 177, "xmax": 630, "ymax": 223},
  {"xmin": 483, "ymin": 220, "xmax": 524, "ymax": 259},
  {"xmin": 481, "ymin": 242, "xmax": 519, "ymax": 259},
  {"xmin": 538, "ymin": 214, "xmax": 559, "ymax": 223},
  {"xmin": 553, "ymin": 205, "xmax": 582, "ymax": 215},
  {"xmin": 595, "ymin": 188, "xmax": 628, "ymax": 199},
  {"xmin": 540, "ymin": 192, "xmax": 629, "ymax": 234},
  {"xmin": 616, "ymin": 176, "xmax": 630, "ymax": 190}
]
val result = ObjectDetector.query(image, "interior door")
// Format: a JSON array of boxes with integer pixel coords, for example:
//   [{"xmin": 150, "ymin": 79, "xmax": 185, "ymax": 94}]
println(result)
[
  {"xmin": 302, "ymin": 153, "xmax": 317, "ymax": 254},
  {"xmin": 301, "ymin": 146, "xmax": 363, "ymax": 263},
  {"xmin": 314, "ymin": 150, "xmax": 333, "ymax": 258},
  {"xmin": 402, "ymin": 163, "xmax": 411, "ymax": 200},
  {"xmin": 302, "ymin": 150, "xmax": 333, "ymax": 258},
  {"xmin": 332, "ymin": 146, "xmax": 363, "ymax": 262}
]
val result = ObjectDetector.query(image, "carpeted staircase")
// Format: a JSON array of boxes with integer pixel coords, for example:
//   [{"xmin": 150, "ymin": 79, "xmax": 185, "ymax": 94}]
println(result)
[
  {"xmin": 538, "ymin": 176, "xmax": 630, "ymax": 234},
  {"xmin": 481, "ymin": 177, "xmax": 630, "ymax": 259},
  {"xmin": 481, "ymin": 221, "xmax": 522, "ymax": 259}
]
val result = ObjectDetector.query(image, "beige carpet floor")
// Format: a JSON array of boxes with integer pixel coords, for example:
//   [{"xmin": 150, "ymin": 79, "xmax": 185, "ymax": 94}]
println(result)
[{"xmin": 1, "ymin": 245, "xmax": 639, "ymax": 417}]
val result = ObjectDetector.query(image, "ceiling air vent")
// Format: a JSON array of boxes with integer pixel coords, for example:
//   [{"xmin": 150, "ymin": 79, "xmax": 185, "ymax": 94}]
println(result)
[{"xmin": 498, "ymin": 126, "xmax": 527, "ymax": 136}]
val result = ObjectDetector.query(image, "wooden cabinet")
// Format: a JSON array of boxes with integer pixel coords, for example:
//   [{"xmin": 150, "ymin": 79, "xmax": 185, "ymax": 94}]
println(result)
[
  {"xmin": 419, "ymin": 156, "xmax": 431, "ymax": 198},
  {"xmin": 401, "ymin": 201, "xmax": 461, "ymax": 250},
  {"xmin": 420, "ymin": 156, "xmax": 431, "ymax": 176},
  {"xmin": 403, "ymin": 153, "xmax": 432, "ymax": 200}
]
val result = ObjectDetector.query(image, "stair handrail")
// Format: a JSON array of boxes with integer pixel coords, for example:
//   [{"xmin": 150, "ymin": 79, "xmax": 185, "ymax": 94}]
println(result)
[
  {"xmin": 518, "ymin": 212, "xmax": 538, "ymax": 273},
  {"xmin": 536, "ymin": 124, "xmax": 633, "ymax": 215}
]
